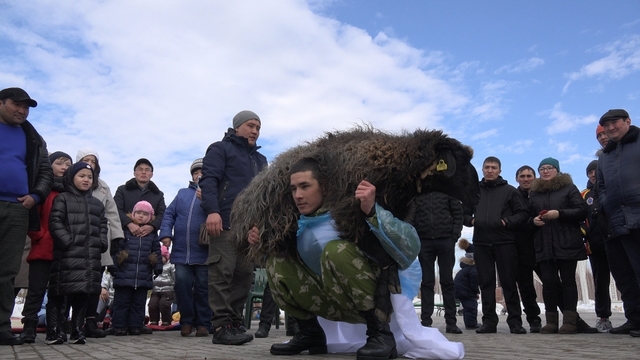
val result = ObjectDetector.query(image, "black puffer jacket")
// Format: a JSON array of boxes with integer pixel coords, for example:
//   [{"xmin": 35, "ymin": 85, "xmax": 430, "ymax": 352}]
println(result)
[
  {"xmin": 22, "ymin": 120, "xmax": 53, "ymax": 231},
  {"xmin": 48, "ymin": 171, "xmax": 108, "ymax": 296},
  {"xmin": 114, "ymin": 178, "xmax": 166, "ymax": 231},
  {"xmin": 406, "ymin": 191, "xmax": 463, "ymax": 240},
  {"xmin": 467, "ymin": 176, "xmax": 528, "ymax": 245},
  {"xmin": 529, "ymin": 173, "xmax": 587, "ymax": 262}
]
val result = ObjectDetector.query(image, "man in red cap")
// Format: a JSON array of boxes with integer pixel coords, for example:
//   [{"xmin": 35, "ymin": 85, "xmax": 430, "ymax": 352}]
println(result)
[{"xmin": 0, "ymin": 87, "xmax": 52, "ymax": 345}]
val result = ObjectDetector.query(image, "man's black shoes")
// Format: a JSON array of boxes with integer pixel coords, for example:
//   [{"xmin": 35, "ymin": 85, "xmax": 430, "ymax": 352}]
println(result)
[
  {"xmin": 0, "ymin": 331, "xmax": 24, "ymax": 346},
  {"xmin": 475, "ymin": 324, "xmax": 497, "ymax": 333},
  {"xmin": 212, "ymin": 324, "xmax": 253, "ymax": 345},
  {"xmin": 445, "ymin": 324, "xmax": 463, "ymax": 334},
  {"xmin": 510, "ymin": 324, "xmax": 527, "ymax": 334},
  {"xmin": 609, "ymin": 322, "xmax": 640, "ymax": 335}
]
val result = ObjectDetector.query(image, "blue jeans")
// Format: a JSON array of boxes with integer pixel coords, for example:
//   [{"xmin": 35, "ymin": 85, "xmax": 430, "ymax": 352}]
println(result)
[{"xmin": 175, "ymin": 263, "xmax": 211, "ymax": 329}]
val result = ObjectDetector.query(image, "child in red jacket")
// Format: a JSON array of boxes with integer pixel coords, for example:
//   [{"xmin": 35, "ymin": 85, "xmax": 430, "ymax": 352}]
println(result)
[{"xmin": 19, "ymin": 151, "xmax": 72, "ymax": 343}]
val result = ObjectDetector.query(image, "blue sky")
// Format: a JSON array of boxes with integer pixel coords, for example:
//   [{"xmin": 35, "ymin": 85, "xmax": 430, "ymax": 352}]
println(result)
[{"xmin": 1, "ymin": 0, "xmax": 639, "ymax": 219}]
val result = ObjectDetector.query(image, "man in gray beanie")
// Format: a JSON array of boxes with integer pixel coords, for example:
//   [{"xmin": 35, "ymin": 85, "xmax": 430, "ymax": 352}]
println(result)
[{"xmin": 199, "ymin": 110, "xmax": 267, "ymax": 345}]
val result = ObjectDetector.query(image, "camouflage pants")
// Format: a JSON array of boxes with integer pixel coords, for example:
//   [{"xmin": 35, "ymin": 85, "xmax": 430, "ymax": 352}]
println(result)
[{"xmin": 266, "ymin": 240, "xmax": 377, "ymax": 324}]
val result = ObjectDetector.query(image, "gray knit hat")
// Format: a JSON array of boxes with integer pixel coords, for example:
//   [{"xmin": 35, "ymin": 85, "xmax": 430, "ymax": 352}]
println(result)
[
  {"xmin": 232, "ymin": 110, "xmax": 260, "ymax": 129},
  {"xmin": 190, "ymin": 158, "xmax": 203, "ymax": 175}
]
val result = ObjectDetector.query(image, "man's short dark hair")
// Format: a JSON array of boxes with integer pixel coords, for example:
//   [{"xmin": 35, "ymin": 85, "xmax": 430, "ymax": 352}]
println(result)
[
  {"xmin": 483, "ymin": 156, "xmax": 501, "ymax": 169},
  {"xmin": 289, "ymin": 157, "xmax": 321, "ymax": 180},
  {"xmin": 516, "ymin": 165, "xmax": 536, "ymax": 178}
]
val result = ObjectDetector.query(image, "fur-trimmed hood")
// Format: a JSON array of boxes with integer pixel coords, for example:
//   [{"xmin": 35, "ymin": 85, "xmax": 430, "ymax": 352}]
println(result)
[
  {"xmin": 531, "ymin": 173, "xmax": 574, "ymax": 193},
  {"xmin": 460, "ymin": 255, "xmax": 475, "ymax": 266}
]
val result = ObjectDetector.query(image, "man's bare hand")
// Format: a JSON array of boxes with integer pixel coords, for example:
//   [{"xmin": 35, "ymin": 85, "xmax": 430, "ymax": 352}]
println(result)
[
  {"xmin": 196, "ymin": 188, "xmax": 202, "ymax": 201},
  {"xmin": 355, "ymin": 180, "xmax": 376, "ymax": 215},
  {"xmin": 17, "ymin": 195, "xmax": 36, "ymax": 209},
  {"xmin": 139, "ymin": 225, "xmax": 155, "ymax": 237},
  {"xmin": 206, "ymin": 213, "xmax": 223, "ymax": 237},
  {"xmin": 248, "ymin": 226, "xmax": 260, "ymax": 245},
  {"xmin": 127, "ymin": 222, "xmax": 141, "ymax": 236}
]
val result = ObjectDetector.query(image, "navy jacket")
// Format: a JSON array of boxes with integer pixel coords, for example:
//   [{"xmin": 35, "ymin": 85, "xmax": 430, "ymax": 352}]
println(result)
[
  {"xmin": 113, "ymin": 228, "xmax": 162, "ymax": 289},
  {"xmin": 454, "ymin": 258, "xmax": 479, "ymax": 300},
  {"xmin": 199, "ymin": 128, "xmax": 267, "ymax": 229},
  {"xmin": 159, "ymin": 182, "xmax": 208, "ymax": 265},
  {"xmin": 597, "ymin": 125, "xmax": 640, "ymax": 237}
]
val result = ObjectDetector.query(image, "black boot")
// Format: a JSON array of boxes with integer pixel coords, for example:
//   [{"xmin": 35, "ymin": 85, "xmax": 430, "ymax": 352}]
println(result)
[
  {"xmin": 270, "ymin": 316, "xmax": 327, "ymax": 355},
  {"xmin": 356, "ymin": 310, "xmax": 397, "ymax": 360},
  {"xmin": 20, "ymin": 318, "xmax": 37, "ymax": 343},
  {"xmin": 285, "ymin": 315, "xmax": 299, "ymax": 337},
  {"xmin": 84, "ymin": 318, "xmax": 106, "ymax": 338},
  {"xmin": 254, "ymin": 321, "xmax": 271, "ymax": 338},
  {"xmin": 69, "ymin": 307, "xmax": 87, "ymax": 344},
  {"xmin": 45, "ymin": 305, "xmax": 63, "ymax": 345}
]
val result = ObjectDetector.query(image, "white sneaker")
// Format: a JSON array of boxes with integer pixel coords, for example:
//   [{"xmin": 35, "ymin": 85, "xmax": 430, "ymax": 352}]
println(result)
[{"xmin": 595, "ymin": 318, "xmax": 613, "ymax": 333}]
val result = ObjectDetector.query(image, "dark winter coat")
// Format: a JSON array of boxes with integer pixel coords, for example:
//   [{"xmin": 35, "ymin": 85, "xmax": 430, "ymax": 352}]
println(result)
[
  {"xmin": 48, "ymin": 173, "xmax": 108, "ymax": 296},
  {"xmin": 27, "ymin": 177, "xmax": 65, "ymax": 262},
  {"xmin": 113, "ymin": 227, "xmax": 162, "ymax": 289},
  {"xmin": 467, "ymin": 176, "xmax": 528, "ymax": 246},
  {"xmin": 581, "ymin": 182, "xmax": 609, "ymax": 253},
  {"xmin": 454, "ymin": 257, "xmax": 479, "ymax": 300},
  {"xmin": 406, "ymin": 191, "xmax": 463, "ymax": 241},
  {"xmin": 114, "ymin": 178, "xmax": 166, "ymax": 231},
  {"xmin": 514, "ymin": 187, "xmax": 537, "ymax": 267},
  {"xmin": 22, "ymin": 120, "xmax": 54, "ymax": 231},
  {"xmin": 597, "ymin": 125, "xmax": 640, "ymax": 237},
  {"xmin": 199, "ymin": 128, "xmax": 267, "ymax": 229},
  {"xmin": 159, "ymin": 182, "xmax": 208, "ymax": 265},
  {"xmin": 529, "ymin": 173, "xmax": 587, "ymax": 262}
]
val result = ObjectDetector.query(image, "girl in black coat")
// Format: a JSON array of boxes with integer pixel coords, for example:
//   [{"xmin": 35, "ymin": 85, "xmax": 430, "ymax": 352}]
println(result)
[
  {"xmin": 529, "ymin": 158, "xmax": 587, "ymax": 335},
  {"xmin": 47, "ymin": 162, "xmax": 108, "ymax": 345}
]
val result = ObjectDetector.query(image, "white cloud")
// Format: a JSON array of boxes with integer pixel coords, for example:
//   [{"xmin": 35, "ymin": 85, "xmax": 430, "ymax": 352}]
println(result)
[
  {"xmin": 0, "ymin": 0, "xmax": 474, "ymax": 200},
  {"xmin": 544, "ymin": 103, "xmax": 598, "ymax": 135},
  {"xmin": 470, "ymin": 129, "xmax": 498, "ymax": 141},
  {"xmin": 563, "ymin": 35, "xmax": 640, "ymax": 93},
  {"xmin": 494, "ymin": 57, "xmax": 544, "ymax": 74}
]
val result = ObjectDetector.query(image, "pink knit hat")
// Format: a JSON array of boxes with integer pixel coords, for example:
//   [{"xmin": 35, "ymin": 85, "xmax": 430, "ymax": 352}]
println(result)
[{"xmin": 132, "ymin": 201, "xmax": 154, "ymax": 217}]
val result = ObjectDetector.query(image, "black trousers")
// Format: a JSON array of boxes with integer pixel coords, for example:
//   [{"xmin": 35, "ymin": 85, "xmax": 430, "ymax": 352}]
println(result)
[
  {"xmin": 589, "ymin": 250, "xmax": 612, "ymax": 318},
  {"xmin": 475, "ymin": 243, "xmax": 522, "ymax": 327},
  {"xmin": 418, "ymin": 238, "xmax": 457, "ymax": 326},
  {"xmin": 605, "ymin": 231, "xmax": 640, "ymax": 326},
  {"xmin": 516, "ymin": 263, "xmax": 541, "ymax": 325},
  {"xmin": 21, "ymin": 260, "xmax": 52, "ymax": 321},
  {"xmin": 539, "ymin": 259, "xmax": 578, "ymax": 312}
]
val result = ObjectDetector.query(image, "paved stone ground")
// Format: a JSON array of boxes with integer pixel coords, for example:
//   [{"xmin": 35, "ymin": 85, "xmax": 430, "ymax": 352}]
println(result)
[{"xmin": 1, "ymin": 312, "xmax": 638, "ymax": 359}]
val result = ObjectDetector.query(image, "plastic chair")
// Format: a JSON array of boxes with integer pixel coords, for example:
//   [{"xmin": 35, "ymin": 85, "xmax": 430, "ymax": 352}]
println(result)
[{"xmin": 244, "ymin": 268, "xmax": 268, "ymax": 329}]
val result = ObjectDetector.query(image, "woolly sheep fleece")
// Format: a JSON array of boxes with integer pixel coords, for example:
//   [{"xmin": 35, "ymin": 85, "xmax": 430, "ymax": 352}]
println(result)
[{"xmin": 232, "ymin": 125, "xmax": 479, "ymax": 264}]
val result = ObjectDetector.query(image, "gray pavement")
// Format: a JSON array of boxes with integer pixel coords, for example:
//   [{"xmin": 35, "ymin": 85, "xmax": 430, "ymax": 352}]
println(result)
[{"xmin": 2, "ymin": 312, "xmax": 639, "ymax": 360}]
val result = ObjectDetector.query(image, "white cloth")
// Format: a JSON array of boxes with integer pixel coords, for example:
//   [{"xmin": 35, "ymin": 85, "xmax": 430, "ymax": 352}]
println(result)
[{"xmin": 318, "ymin": 294, "xmax": 465, "ymax": 359}]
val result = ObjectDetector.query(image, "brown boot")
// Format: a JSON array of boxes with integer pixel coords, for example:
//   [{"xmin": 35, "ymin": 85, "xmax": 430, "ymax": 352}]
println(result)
[
  {"xmin": 559, "ymin": 310, "xmax": 578, "ymax": 334},
  {"xmin": 540, "ymin": 312, "xmax": 558, "ymax": 334}
]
